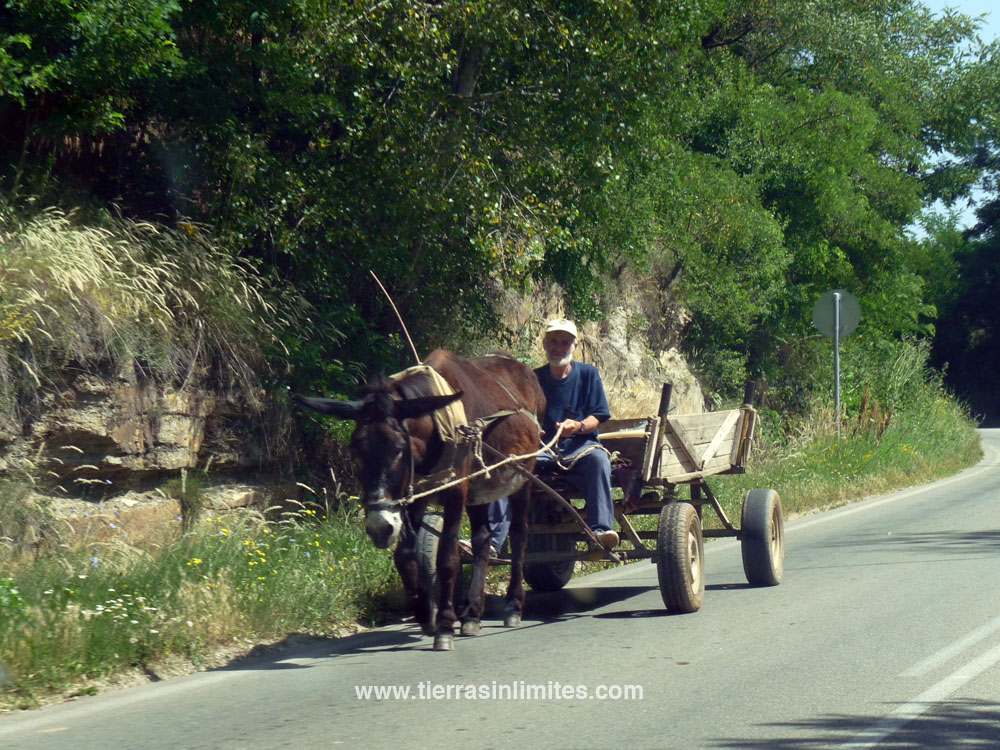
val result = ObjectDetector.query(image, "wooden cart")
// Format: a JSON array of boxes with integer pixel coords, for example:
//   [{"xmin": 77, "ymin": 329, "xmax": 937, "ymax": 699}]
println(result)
[{"xmin": 509, "ymin": 382, "xmax": 782, "ymax": 612}]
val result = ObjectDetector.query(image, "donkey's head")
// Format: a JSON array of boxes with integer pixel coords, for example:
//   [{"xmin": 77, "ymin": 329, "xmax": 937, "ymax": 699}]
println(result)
[{"xmin": 293, "ymin": 386, "xmax": 462, "ymax": 548}]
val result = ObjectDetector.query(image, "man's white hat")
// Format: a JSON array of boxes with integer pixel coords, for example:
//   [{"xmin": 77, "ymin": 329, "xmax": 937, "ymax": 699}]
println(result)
[{"xmin": 544, "ymin": 317, "xmax": 578, "ymax": 339}]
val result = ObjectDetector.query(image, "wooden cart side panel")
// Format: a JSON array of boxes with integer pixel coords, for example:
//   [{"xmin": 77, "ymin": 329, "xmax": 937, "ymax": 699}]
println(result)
[
  {"xmin": 598, "ymin": 415, "xmax": 659, "ymax": 471},
  {"xmin": 658, "ymin": 409, "xmax": 743, "ymax": 480}
]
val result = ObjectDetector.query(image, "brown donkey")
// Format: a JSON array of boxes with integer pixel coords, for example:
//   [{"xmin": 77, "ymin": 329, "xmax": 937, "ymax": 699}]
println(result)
[{"xmin": 293, "ymin": 349, "xmax": 544, "ymax": 650}]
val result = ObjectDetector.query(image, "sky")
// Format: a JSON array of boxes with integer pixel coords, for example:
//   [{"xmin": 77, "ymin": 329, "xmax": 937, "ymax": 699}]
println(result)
[{"xmin": 922, "ymin": 0, "xmax": 999, "ymax": 44}]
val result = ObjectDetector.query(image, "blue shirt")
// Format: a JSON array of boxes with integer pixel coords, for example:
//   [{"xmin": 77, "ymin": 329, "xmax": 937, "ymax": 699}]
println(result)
[{"xmin": 534, "ymin": 361, "xmax": 611, "ymax": 456}]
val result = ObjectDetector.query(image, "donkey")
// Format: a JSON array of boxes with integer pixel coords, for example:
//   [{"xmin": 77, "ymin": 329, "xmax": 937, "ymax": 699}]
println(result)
[{"xmin": 293, "ymin": 349, "xmax": 544, "ymax": 650}]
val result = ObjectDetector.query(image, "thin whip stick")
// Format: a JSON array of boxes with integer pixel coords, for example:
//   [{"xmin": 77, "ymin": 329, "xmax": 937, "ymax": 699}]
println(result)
[{"xmin": 370, "ymin": 270, "xmax": 420, "ymax": 364}]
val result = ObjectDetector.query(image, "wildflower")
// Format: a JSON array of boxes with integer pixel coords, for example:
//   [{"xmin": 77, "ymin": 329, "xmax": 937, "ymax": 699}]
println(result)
[
  {"xmin": 305, "ymin": 552, "xmax": 311, "ymax": 559},
  {"xmin": 90, "ymin": 557, "xmax": 100, "ymax": 568},
  {"xmin": 109, "ymin": 523, "xmax": 116, "ymax": 529},
  {"xmin": 149, "ymin": 629, "xmax": 159, "ymax": 634}
]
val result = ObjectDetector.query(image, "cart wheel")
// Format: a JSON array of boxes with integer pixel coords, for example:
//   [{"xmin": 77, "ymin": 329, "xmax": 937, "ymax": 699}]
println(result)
[
  {"xmin": 415, "ymin": 512, "xmax": 443, "ymax": 630},
  {"xmin": 740, "ymin": 488, "xmax": 784, "ymax": 586},
  {"xmin": 524, "ymin": 533, "xmax": 576, "ymax": 591},
  {"xmin": 656, "ymin": 502, "xmax": 704, "ymax": 613}
]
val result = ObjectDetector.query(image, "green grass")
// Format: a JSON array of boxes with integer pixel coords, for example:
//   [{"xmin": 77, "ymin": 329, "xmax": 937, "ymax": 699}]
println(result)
[
  {"xmin": 0, "ymin": 495, "xmax": 398, "ymax": 709},
  {"xmin": 704, "ymin": 381, "xmax": 982, "ymax": 527}
]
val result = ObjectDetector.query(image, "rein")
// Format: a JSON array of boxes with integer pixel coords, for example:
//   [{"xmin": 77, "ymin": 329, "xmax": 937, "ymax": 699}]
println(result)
[{"xmin": 400, "ymin": 422, "xmax": 565, "ymax": 505}]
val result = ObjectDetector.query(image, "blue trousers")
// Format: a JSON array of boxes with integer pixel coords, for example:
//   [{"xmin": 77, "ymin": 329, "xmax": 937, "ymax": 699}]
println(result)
[{"xmin": 489, "ymin": 446, "xmax": 615, "ymax": 547}]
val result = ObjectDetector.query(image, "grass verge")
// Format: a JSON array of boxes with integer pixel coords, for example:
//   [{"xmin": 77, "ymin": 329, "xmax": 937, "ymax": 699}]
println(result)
[{"xmin": 0, "ymin": 494, "xmax": 397, "ymax": 711}]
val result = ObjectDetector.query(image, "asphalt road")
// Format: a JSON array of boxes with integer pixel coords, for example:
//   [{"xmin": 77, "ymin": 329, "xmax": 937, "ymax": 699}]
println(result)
[{"xmin": 3, "ymin": 429, "xmax": 999, "ymax": 750}]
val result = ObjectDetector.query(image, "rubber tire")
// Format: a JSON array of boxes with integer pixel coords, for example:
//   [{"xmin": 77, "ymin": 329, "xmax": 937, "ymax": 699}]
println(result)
[
  {"xmin": 656, "ymin": 502, "xmax": 705, "ymax": 613},
  {"xmin": 415, "ymin": 512, "xmax": 443, "ymax": 627},
  {"xmin": 741, "ymin": 488, "xmax": 784, "ymax": 586},
  {"xmin": 523, "ymin": 533, "xmax": 576, "ymax": 591}
]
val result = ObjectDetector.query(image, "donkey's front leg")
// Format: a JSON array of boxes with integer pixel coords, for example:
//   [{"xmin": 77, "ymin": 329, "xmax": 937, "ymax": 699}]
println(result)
[
  {"xmin": 394, "ymin": 505, "xmax": 435, "ymax": 636},
  {"xmin": 458, "ymin": 503, "xmax": 492, "ymax": 636},
  {"xmin": 503, "ymin": 488, "xmax": 530, "ymax": 628},
  {"xmin": 433, "ymin": 495, "xmax": 464, "ymax": 651}
]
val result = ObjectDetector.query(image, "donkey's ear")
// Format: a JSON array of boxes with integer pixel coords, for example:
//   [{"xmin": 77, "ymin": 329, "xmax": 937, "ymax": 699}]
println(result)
[
  {"xmin": 292, "ymin": 393, "xmax": 364, "ymax": 420},
  {"xmin": 395, "ymin": 392, "xmax": 464, "ymax": 421}
]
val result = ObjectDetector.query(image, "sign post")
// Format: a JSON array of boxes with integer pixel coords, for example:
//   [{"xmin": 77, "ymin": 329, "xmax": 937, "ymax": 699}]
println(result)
[{"xmin": 812, "ymin": 290, "xmax": 860, "ymax": 438}]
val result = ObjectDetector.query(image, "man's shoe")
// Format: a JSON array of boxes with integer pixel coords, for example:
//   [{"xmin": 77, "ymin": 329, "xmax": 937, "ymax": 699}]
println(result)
[
  {"xmin": 489, "ymin": 545, "xmax": 500, "ymax": 561},
  {"xmin": 594, "ymin": 529, "xmax": 619, "ymax": 549}
]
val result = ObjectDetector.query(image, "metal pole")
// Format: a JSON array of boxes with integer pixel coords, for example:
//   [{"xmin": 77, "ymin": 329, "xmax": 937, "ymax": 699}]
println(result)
[{"xmin": 834, "ymin": 292, "xmax": 841, "ymax": 439}]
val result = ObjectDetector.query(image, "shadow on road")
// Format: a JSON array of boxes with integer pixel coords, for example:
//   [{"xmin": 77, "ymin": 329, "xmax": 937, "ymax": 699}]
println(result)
[
  {"xmin": 822, "ymin": 529, "xmax": 1000, "ymax": 556},
  {"xmin": 214, "ymin": 582, "xmax": 662, "ymax": 669},
  {"xmin": 709, "ymin": 698, "xmax": 1000, "ymax": 748}
]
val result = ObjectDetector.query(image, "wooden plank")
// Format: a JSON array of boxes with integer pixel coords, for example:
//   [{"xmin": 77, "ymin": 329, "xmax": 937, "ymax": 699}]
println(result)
[
  {"xmin": 656, "ymin": 455, "xmax": 734, "ymax": 483},
  {"xmin": 641, "ymin": 415, "xmax": 662, "ymax": 482},
  {"xmin": 699, "ymin": 409, "xmax": 740, "ymax": 470},
  {"xmin": 662, "ymin": 410, "xmax": 743, "ymax": 442},
  {"xmin": 730, "ymin": 409, "xmax": 749, "ymax": 466},
  {"xmin": 600, "ymin": 417, "xmax": 648, "ymax": 434},
  {"xmin": 663, "ymin": 416, "xmax": 703, "ymax": 470}
]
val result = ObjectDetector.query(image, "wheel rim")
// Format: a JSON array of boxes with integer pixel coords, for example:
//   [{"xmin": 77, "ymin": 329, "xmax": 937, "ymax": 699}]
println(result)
[
  {"xmin": 687, "ymin": 528, "xmax": 702, "ymax": 590},
  {"xmin": 770, "ymin": 505, "xmax": 783, "ymax": 559}
]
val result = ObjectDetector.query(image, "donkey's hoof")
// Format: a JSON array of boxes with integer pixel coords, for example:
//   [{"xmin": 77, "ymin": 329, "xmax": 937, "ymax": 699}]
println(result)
[
  {"xmin": 460, "ymin": 620, "xmax": 481, "ymax": 636},
  {"xmin": 433, "ymin": 633, "xmax": 455, "ymax": 651},
  {"xmin": 504, "ymin": 612, "xmax": 522, "ymax": 628}
]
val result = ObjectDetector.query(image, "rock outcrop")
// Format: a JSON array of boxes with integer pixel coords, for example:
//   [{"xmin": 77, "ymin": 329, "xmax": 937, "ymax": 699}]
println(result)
[{"xmin": 0, "ymin": 363, "xmax": 272, "ymax": 495}]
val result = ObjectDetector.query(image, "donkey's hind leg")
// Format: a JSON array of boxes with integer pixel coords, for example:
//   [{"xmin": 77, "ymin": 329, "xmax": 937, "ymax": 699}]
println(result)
[
  {"xmin": 458, "ymin": 503, "xmax": 491, "ymax": 636},
  {"xmin": 503, "ymin": 488, "xmax": 529, "ymax": 627}
]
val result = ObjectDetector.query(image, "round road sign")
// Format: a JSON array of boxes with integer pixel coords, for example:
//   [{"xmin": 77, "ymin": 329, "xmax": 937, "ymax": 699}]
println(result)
[{"xmin": 812, "ymin": 290, "xmax": 860, "ymax": 338}]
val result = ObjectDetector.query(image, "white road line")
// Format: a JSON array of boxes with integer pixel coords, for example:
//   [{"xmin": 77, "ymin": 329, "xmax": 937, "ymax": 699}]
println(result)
[
  {"xmin": 841, "ymin": 639, "xmax": 1000, "ymax": 748},
  {"xmin": 900, "ymin": 611, "xmax": 1000, "ymax": 677}
]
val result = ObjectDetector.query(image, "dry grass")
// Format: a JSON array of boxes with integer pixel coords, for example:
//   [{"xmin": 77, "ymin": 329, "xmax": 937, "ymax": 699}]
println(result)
[{"xmin": 0, "ymin": 206, "xmax": 291, "ymax": 410}]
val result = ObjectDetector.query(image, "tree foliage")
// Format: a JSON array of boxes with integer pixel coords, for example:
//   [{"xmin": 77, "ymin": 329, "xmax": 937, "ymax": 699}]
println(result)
[{"xmin": 0, "ymin": 0, "xmax": 996, "ymax": 410}]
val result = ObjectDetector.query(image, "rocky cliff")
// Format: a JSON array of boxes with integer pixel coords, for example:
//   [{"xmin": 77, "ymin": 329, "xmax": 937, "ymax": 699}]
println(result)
[{"xmin": 0, "ymin": 361, "xmax": 272, "ymax": 499}]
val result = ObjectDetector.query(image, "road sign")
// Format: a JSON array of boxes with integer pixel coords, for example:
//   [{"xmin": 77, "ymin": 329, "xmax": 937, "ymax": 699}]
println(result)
[
  {"xmin": 812, "ymin": 290, "xmax": 860, "ymax": 338},
  {"xmin": 812, "ymin": 290, "xmax": 861, "ymax": 439}
]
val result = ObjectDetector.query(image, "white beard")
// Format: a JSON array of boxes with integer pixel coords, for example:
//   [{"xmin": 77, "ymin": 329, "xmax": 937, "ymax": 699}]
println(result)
[{"xmin": 547, "ymin": 353, "xmax": 573, "ymax": 367}]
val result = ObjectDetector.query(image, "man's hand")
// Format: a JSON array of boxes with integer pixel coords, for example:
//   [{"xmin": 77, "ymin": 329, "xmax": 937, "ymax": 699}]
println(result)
[{"xmin": 556, "ymin": 418, "xmax": 585, "ymax": 437}]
